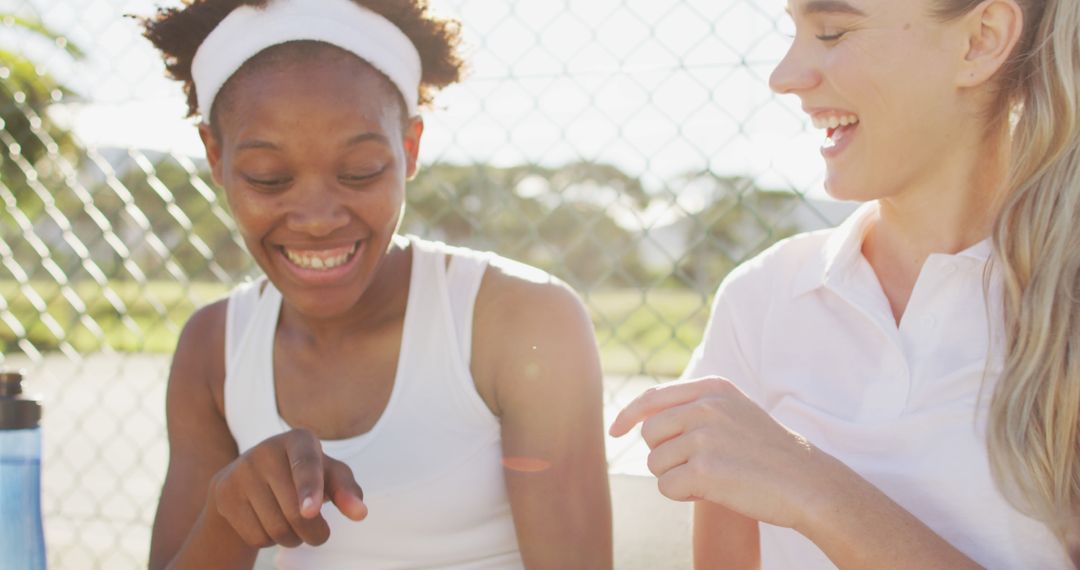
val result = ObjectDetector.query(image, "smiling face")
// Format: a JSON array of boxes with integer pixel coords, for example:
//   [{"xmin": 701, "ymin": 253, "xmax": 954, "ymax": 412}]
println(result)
[
  {"xmin": 770, "ymin": 0, "xmax": 974, "ymax": 201},
  {"xmin": 202, "ymin": 43, "xmax": 423, "ymax": 319}
]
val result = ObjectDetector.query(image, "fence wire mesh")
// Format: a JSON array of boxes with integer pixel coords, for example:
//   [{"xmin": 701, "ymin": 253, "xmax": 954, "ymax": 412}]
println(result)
[{"xmin": 0, "ymin": 0, "xmax": 854, "ymax": 567}]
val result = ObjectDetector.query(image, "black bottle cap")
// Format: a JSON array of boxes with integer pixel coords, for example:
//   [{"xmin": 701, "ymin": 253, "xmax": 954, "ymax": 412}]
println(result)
[{"xmin": 0, "ymin": 371, "xmax": 42, "ymax": 430}]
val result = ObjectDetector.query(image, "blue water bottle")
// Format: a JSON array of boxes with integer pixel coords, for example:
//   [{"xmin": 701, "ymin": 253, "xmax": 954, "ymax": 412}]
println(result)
[{"xmin": 0, "ymin": 370, "xmax": 46, "ymax": 569}]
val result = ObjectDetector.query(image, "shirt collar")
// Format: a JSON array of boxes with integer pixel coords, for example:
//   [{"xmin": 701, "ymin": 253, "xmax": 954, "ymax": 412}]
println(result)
[
  {"xmin": 955, "ymin": 237, "xmax": 993, "ymax": 261},
  {"xmin": 791, "ymin": 201, "xmax": 877, "ymax": 297},
  {"xmin": 789, "ymin": 202, "xmax": 994, "ymax": 298}
]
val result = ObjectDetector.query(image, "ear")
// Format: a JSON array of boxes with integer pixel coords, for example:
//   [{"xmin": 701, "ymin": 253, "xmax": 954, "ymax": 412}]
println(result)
[
  {"xmin": 198, "ymin": 122, "xmax": 226, "ymax": 187},
  {"xmin": 402, "ymin": 116, "xmax": 425, "ymax": 181},
  {"xmin": 956, "ymin": 0, "xmax": 1025, "ymax": 88}
]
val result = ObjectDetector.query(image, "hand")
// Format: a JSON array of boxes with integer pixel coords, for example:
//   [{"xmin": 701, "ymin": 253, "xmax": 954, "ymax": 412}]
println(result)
[
  {"xmin": 208, "ymin": 428, "xmax": 368, "ymax": 548},
  {"xmin": 609, "ymin": 377, "xmax": 834, "ymax": 529}
]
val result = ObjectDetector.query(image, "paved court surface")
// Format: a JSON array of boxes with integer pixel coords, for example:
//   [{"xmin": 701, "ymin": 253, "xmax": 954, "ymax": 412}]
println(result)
[{"xmin": 3, "ymin": 353, "xmax": 692, "ymax": 569}]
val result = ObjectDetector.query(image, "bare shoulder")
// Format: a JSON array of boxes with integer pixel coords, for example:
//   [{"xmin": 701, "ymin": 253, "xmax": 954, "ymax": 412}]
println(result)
[
  {"xmin": 170, "ymin": 298, "xmax": 229, "ymax": 414},
  {"xmin": 475, "ymin": 255, "xmax": 590, "ymax": 336},
  {"xmin": 178, "ymin": 298, "xmax": 228, "ymax": 350},
  {"xmin": 471, "ymin": 255, "xmax": 600, "ymax": 415}
]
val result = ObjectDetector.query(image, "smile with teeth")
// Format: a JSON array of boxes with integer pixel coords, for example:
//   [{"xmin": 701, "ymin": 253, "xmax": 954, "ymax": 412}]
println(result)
[
  {"xmin": 282, "ymin": 242, "xmax": 359, "ymax": 271},
  {"xmin": 811, "ymin": 113, "xmax": 860, "ymax": 130}
]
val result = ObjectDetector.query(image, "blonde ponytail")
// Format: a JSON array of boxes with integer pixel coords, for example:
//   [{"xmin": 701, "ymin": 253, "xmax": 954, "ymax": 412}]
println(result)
[{"xmin": 984, "ymin": 0, "xmax": 1080, "ymax": 547}]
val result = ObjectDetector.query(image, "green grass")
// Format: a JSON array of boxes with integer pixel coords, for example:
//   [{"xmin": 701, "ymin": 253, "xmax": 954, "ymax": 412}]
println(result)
[
  {"xmin": 586, "ymin": 288, "xmax": 712, "ymax": 378},
  {"xmin": 1, "ymin": 280, "xmax": 711, "ymax": 377},
  {"xmin": 0, "ymin": 280, "xmax": 230, "ymax": 355}
]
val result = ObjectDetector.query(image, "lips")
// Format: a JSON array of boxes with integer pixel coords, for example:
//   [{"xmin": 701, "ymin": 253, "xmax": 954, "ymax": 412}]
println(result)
[
  {"xmin": 806, "ymin": 110, "xmax": 860, "ymax": 157},
  {"xmin": 826, "ymin": 122, "xmax": 857, "ymax": 146}
]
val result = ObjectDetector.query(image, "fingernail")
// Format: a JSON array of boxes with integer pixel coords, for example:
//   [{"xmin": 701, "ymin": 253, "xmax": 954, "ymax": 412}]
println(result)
[{"xmin": 302, "ymin": 497, "xmax": 314, "ymax": 512}]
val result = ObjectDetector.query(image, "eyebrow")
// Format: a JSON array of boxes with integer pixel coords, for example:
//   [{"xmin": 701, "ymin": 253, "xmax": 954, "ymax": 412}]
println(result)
[
  {"xmin": 236, "ymin": 140, "xmax": 279, "ymax": 152},
  {"xmin": 344, "ymin": 132, "xmax": 391, "ymax": 147},
  {"xmin": 236, "ymin": 132, "xmax": 390, "ymax": 152},
  {"xmin": 787, "ymin": 0, "xmax": 867, "ymax": 17}
]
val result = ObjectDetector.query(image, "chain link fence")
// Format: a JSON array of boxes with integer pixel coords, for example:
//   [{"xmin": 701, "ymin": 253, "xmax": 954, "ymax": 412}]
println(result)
[{"xmin": 0, "ymin": 0, "xmax": 854, "ymax": 566}]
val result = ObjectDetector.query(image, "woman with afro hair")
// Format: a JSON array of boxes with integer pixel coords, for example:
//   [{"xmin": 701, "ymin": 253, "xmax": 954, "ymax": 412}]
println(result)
[{"xmin": 142, "ymin": 1, "xmax": 612, "ymax": 568}]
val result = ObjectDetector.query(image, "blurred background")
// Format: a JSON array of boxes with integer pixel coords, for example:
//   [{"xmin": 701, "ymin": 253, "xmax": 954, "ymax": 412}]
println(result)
[{"xmin": 0, "ymin": 0, "xmax": 855, "ymax": 567}]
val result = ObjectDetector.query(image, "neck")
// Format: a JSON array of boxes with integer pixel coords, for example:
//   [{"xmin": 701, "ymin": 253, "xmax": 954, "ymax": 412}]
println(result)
[
  {"xmin": 278, "ymin": 237, "xmax": 411, "ymax": 348},
  {"xmin": 866, "ymin": 122, "xmax": 1010, "ymax": 265},
  {"xmin": 861, "ymin": 121, "xmax": 1009, "ymax": 322}
]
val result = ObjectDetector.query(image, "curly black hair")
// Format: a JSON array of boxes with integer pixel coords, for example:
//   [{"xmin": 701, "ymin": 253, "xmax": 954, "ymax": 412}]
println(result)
[{"xmin": 141, "ymin": 0, "xmax": 465, "ymax": 119}]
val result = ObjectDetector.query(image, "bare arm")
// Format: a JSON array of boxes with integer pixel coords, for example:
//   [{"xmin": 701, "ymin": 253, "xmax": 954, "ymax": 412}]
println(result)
[
  {"xmin": 472, "ymin": 268, "xmax": 613, "ymax": 569},
  {"xmin": 694, "ymin": 502, "xmax": 760, "ymax": 569},
  {"xmin": 149, "ymin": 301, "xmax": 258, "ymax": 569}
]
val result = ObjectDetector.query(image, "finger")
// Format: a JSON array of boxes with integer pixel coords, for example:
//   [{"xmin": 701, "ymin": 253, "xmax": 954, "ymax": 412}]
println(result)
[
  {"xmin": 609, "ymin": 377, "xmax": 729, "ymax": 437},
  {"xmin": 639, "ymin": 401, "xmax": 698, "ymax": 449},
  {"xmin": 646, "ymin": 431, "xmax": 695, "ymax": 478},
  {"xmin": 324, "ymin": 457, "xmax": 368, "ymax": 521},
  {"xmin": 284, "ymin": 430, "xmax": 325, "ymax": 518},
  {"xmin": 248, "ymin": 480, "xmax": 303, "ymax": 547},
  {"xmin": 264, "ymin": 459, "xmax": 332, "ymax": 546},
  {"xmin": 297, "ymin": 512, "xmax": 332, "ymax": 546},
  {"xmin": 226, "ymin": 502, "xmax": 275, "ymax": 548},
  {"xmin": 656, "ymin": 462, "xmax": 703, "ymax": 503}
]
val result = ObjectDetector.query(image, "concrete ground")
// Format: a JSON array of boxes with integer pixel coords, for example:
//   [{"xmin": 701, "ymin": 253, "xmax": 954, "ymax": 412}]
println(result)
[{"xmin": 4, "ymin": 353, "xmax": 692, "ymax": 569}]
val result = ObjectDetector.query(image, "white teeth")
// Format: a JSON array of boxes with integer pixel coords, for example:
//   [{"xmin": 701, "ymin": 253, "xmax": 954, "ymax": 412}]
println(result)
[
  {"xmin": 811, "ymin": 114, "xmax": 860, "ymax": 130},
  {"xmin": 283, "ymin": 242, "xmax": 358, "ymax": 271}
]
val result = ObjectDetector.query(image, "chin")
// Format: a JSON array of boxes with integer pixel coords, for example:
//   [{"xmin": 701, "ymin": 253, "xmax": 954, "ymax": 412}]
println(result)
[
  {"xmin": 269, "ymin": 272, "xmax": 367, "ymax": 320},
  {"xmin": 282, "ymin": 290, "xmax": 361, "ymax": 320},
  {"xmin": 822, "ymin": 173, "xmax": 874, "ymax": 203}
]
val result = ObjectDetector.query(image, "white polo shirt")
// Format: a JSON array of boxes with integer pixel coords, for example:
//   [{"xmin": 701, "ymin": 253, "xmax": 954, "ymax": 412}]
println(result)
[{"xmin": 684, "ymin": 203, "xmax": 1071, "ymax": 569}]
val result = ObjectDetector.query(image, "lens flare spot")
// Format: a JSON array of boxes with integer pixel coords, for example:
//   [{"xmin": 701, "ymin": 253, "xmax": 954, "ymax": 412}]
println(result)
[{"xmin": 502, "ymin": 456, "xmax": 552, "ymax": 473}]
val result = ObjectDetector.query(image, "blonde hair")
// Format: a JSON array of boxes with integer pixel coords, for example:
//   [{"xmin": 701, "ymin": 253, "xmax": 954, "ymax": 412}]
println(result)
[{"xmin": 941, "ymin": 0, "xmax": 1080, "ymax": 547}]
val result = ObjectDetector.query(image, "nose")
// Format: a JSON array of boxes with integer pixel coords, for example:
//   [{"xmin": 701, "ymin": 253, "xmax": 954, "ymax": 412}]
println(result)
[
  {"xmin": 285, "ymin": 183, "xmax": 351, "ymax": 237},
  {"xmin": 768, "ymin": 42, "xmax": 821, "ymax": 95}
]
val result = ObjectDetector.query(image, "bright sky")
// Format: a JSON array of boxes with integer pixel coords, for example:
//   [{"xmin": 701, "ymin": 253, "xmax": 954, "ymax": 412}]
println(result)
[{"xmin": 6, "ymin": 0, "xmax": 829, "ymax": 211}]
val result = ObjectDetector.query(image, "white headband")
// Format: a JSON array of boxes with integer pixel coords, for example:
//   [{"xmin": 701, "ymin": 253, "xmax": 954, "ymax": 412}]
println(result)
[{"xmin": 191, "ymin": 0, "xmax": 422, "ymax": 122}]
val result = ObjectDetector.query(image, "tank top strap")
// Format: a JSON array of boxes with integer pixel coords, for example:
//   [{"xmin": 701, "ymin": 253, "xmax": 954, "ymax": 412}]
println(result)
[
  {"xmin": 444, "ymin": 248, "xmax": 492, "ymax": 368},
  {"xmin": 224, "ymin": 278, "xmax": 265, "ymax": 375},
  {"xmin": 224, "ymin": 277, "xmax": 284, "ymax": 453}
]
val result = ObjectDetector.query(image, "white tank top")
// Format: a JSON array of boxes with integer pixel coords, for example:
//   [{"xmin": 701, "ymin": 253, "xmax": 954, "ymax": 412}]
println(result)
[{"xmin": 223, "ymin": 236, "xmax": 524, "ymax": 569}]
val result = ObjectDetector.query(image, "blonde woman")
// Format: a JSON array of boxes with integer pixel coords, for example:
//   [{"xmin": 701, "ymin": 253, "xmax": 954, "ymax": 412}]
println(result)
[{"xmin": 612, "ymin": 0, "xmax": 1079, "ymax": 567}]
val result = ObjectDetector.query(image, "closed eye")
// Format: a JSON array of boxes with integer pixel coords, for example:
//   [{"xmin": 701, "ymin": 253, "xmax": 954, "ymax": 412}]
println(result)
[
  {"xmin": 243, "ymin": 175, "xmax": 292, "ymax": 189},
  {"xmin": 340, "ymin": 168, "xmax": 386, "ymax": 185}
]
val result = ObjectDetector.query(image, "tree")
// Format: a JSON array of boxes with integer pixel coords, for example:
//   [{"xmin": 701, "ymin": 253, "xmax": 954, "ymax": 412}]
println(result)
[
  {"xmin": 0, "ymin": 13, "xmax": 84, "ymax": 206},
  {"xmin": 81, "ymin": 151, "xmax": 251, "ymax": 282},
  {"xmin": 0, "ymin": 13, "xmax": 87, "ymax": 295},
  {"xmin": 675, "ymin": 171, "xmax": 799, "ymax": 290},
  {"xmin": 403, "ymin": 161, "xmax": 653, "ymax": 288}
]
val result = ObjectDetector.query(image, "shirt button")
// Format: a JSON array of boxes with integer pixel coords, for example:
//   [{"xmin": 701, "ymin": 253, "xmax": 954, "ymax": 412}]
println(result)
[
  {"xmin": 943, "ymin": 262, "xmax": 958, "ymax": 274},
  {"xmin": 922, "ymin": 315, "xmax": 937, "ymax": 329}
]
